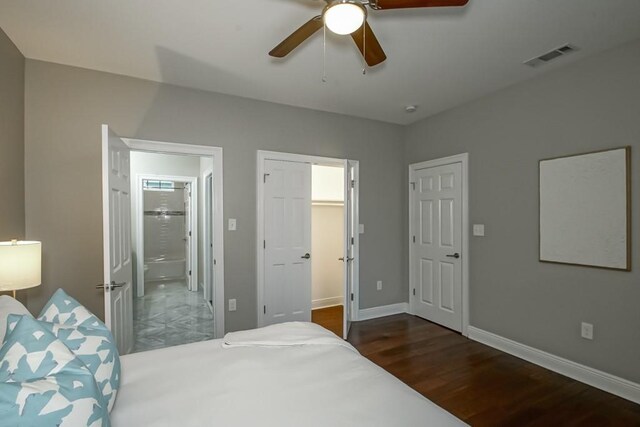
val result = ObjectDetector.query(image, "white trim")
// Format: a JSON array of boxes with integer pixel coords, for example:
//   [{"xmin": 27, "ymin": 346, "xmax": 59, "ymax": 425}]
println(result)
[
  {"xmin": 468, "ymin": 326, "xmax": 640, "ymax": 404},
  {"xmin": 124, "ymin": 138, "xmax": 225, "ymax": 339},
  {"xmin": 408, "ymin": 153, "xmax": 470, "ymax": 336},
  {"xmin": 312, "ymin": 297, "xmax": 344, "ymax": 310},
  {"xmin": 257, "ymin": 150, "xmax": 360, "ymax": 328},
  {"xmin": 358, "ymin": 303, "xmax": 409, "ymax": 321}
]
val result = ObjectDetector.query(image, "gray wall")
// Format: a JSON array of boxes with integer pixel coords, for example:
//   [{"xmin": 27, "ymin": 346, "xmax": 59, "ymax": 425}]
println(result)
[
  {"xmin": 404, "ymin": 39, "xmax": 640, "ymax": 383},
  {"xmin": 24, "ymin": 60, "xmax": 406, "ymax": 331},
  {"xmin": 0, "ymin": 27, "xmax": 25, "ymax": 241}
]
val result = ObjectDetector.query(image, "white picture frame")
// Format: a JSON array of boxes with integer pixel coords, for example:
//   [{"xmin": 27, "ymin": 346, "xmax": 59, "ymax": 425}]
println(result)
[{"xmin": 539, "ymin": 147, "xmax": 631, "ymax": 271}]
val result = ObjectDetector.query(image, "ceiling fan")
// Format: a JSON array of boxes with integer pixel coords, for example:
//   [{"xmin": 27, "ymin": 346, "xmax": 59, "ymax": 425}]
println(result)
[{"xmin": 269, "ymin": 0, "xmax": 470, "ymax": 67}]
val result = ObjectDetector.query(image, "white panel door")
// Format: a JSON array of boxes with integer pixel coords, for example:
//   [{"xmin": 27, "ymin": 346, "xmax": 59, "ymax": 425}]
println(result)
[
  {"xmin": 101, "ymin": 125, "xmax": 133, "ymax": 355},
  {"xmin": 411, "ymin": 162, "xmax": 463, "ymax": 331},
  {"xmin": 263, "ymin": 159, "xmax": 312, "ymax": 325},
  {"xmin": 342, "ymin": 160, "xmax": 358, "ymax": 339}
]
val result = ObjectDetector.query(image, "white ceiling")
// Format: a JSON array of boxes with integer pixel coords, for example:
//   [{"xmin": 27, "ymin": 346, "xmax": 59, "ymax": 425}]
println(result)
[{"xmin": 2, "ymin": 0, "xmax": 640, "ymax": 125}]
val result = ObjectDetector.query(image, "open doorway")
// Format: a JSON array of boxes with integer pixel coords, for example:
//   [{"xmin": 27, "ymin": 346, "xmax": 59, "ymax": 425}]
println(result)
[
  {"xmin": 310, "ymin": 165, "xmax": 345, "ymax": 336},
  {"xmin": 257, "ymin": 151, "xmax": 359, "ymax": 339},
  {"xmin": 130, "ymin": 152, "xmax": 215, "ymax": 353}
]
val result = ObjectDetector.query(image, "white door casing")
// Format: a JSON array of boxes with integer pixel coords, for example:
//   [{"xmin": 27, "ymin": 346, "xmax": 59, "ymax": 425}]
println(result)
[
  {"xmin": 102, "ymin": 125, "xmax": 134, "ymax": 354},
  {"xmin": 263, "ymin": 159, "xmax": 312, "ymax": 325},
  {"xmin": 409, "ymin": 155, "xmax": 468, "ymax": 334}
]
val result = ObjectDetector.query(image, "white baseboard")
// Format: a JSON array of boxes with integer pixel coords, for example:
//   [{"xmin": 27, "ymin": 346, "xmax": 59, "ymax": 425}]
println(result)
[
  {"xmin": 358, "ymin": 302, "xmax": 408, "ymax": 321},
  {"xmin": 468, "ymin": 326, "xmax": 640, "ymax": 404},
  {"xmin": 312, "ymin": 296, "xmax": 344, "ymax": 310}
]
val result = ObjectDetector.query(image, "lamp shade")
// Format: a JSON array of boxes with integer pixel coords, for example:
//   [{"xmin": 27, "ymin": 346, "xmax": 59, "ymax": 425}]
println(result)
[{"xmin": 0, "ymin": 241, "xmax": 42, "ymax": 292}]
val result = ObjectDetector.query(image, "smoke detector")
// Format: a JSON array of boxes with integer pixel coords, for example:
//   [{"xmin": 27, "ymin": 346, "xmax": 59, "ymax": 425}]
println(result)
[
  {"xmin": 524, "ymin": 44, "xmax": 579, "ymax": 68},
  {"xmin": 405, "ymin": 105, "xmax": 418, "ymax": 113}
]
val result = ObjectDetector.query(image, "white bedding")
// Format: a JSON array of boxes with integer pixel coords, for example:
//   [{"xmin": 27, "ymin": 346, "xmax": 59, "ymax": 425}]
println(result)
[{"xmin": 112, "ymin": 323, "xmax": 466, "ymax": 426}]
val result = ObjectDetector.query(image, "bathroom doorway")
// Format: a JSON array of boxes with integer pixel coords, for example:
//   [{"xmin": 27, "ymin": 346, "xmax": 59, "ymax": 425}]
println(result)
[{"xmin": 130, "ymin": 151, "xmax": 217, "ymax": 353}]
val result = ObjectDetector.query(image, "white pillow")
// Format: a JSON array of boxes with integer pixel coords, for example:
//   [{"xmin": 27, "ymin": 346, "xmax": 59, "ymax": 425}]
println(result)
[{"xmin": 0, "ymin": 296, "xmax": 32, "ymax": 344}]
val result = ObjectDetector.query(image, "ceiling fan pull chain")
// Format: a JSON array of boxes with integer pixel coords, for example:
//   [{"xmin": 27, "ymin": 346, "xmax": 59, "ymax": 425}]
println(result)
[
  {"xmin": 362, "ymin": 23, "xmax": 367, "ymax": 75},
  {"xmin": 322, "ymin": 23, "xmax": 327, "ymax": 83}
]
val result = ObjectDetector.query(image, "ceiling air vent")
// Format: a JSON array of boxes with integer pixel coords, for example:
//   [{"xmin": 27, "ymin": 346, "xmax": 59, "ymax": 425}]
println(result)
[{"xmin": 524, "ymin": 44, "xmax": 578, "ymax": 68}]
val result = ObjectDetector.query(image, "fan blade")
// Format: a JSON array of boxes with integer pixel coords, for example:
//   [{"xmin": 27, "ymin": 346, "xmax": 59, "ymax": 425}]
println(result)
[
  {"xmin": 373, "ymin": 0, "xmax": 469, "ymax": 9},
  {"xmin": 269, "ymin": 16, "xmax": 324, "ymax": 58},
  {"xmin": 351, "ymin": 22, "xmax": 387, "ymax": 67}
]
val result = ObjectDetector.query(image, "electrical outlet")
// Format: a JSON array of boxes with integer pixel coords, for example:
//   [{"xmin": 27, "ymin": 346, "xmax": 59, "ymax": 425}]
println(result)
[
  {"xmin": 376, "ymin": 281, "xmax": 382, "ymax": 291},
  {"xmin": 228, "ymin": 299, "xmax": 237, "ymax": 312},
  {"xmin": 581, "ymin": 322, "xmax": 593, "ymax": 340}
]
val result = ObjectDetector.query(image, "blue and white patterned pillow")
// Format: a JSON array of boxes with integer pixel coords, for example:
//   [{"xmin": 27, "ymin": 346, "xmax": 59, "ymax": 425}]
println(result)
[
  {"xmin": 37, "ymin": 289, "xmax": 121, "ymax": 412},
  {"xmin": 0, "ymin": 316, "xmax": 110, "ymax": 426},
  {"xmin": 7, "ymin": 313, "xmax": 121, "ymax": 413}
]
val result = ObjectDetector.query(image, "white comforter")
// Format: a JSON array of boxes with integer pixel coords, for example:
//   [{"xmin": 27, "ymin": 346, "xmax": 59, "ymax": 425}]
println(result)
[{"xmin": 111, "ymin": 322, "xmax": 466, "ymax": 426}]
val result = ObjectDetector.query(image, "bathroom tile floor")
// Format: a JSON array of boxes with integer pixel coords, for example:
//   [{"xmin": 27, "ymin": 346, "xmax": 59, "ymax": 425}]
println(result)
[{"xmin": 132, "ymin": 280, "xmax": 215, "ymax": 353}]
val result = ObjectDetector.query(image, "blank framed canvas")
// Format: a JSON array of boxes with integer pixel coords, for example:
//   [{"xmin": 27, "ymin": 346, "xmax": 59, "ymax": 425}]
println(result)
[{"xmin": 539, "ymin": 146, "xmax": 631, "ymax": 271}]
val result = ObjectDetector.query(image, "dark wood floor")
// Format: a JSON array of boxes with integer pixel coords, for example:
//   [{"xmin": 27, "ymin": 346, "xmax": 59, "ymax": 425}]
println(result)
[
  {"xmin": 347, "ymin": 314, "xmax": 640, "ymax": 427},
  {"xmin": 312, "ymin": 305, "xmax": 343, "ymax": 337}
]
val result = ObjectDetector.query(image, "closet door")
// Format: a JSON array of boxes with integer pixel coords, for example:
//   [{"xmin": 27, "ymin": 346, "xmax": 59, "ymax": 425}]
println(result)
[{"xmin": 263, "ymin": 160, "xmax": 312, "ymax": 325}]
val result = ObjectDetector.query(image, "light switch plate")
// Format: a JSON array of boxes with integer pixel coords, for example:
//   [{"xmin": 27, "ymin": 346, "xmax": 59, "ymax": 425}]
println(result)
[
  {"xmin": 473, "ymin": 224, "xmax": 485, "ymax": 236},
  {"xmin": 581, "ymin": 322, "xmax": 593, "ymax": 340},
  {"xmin": 359, "ymin": 224, "xmax": 365, "ymax": 234},
  {"xmin": 228, "ymin": 218, "xmax": 237, "ymax": 231},
  {"xmin": 229, "ymin": 299, "xmax": 237, "ymax": 312}
]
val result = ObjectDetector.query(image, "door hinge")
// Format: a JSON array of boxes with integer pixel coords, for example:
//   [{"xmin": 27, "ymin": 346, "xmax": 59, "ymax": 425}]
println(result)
[
  {"xmin": 213, "ymin": 259, "xmax": 217, "ymax": 265},
  {"xmin": 264, "ymin": 173, "xmax": 270, "ymax": 183},
  {"xmin": 350, "ymin": 293, "xmax": 354, "ymax": 302},
  {"xmin": 351, "ymin": 179, "xmax": 355, "ymax": 188},
  {"xmin": 413, "ymin": 288, "xmax": 416, "ymax": 296},
  {"xmin": 411, "ymin": 182, "xmax": 416, "ymax": 190},
  {"xmin": 189, "ymin": 270, "xmax": 192, "ymax": 276},
  {"xmin": 263, "ymin": 305, "xmax": 266, "ymax": 314},
  {"xmin": 412, "ymin": 236, "xmax": 416, "ymax": 243},
  {"xmin": 263, "ymin": 240, "xmax": 266, "ymax": 249},
  {"xmin": 351, "ymin": 237, "xmax": 354, "ymax": 245},
  {"xmin": 189, "ymin": 231, "xmax": 192, "ymax": 237}
]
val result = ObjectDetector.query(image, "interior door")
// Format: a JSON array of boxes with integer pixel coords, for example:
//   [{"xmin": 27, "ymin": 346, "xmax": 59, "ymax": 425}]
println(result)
[
  {"xmin": 101, "ymin": 124, "xmax": 133, "ymax": 355},
  {"xmin": 184, "ymin": 182, "xmax": 193, "ymax": 291},
  {"xmin": 342, "ymin": 160, "xmax": 357, "ymax": 339},
  {"xmin": 204, "ymin": 174, "xmax": 214, "ymax": 310},
  {"xmin": 411, "ymin": 162, "xmax": 463, "ymax": 331},
  {"xmin": 263, "ymin": 159, "xmax": 312, "ymax": 325}
]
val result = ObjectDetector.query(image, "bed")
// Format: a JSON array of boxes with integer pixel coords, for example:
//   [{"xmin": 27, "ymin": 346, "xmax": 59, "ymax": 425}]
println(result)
[
  {"xmin": 1, "ymin": 293, "xmax": 465, "ymax": 426},
  {"xmin": 111, "ymin": 322, "xmax": 466, "ymax": 426}
]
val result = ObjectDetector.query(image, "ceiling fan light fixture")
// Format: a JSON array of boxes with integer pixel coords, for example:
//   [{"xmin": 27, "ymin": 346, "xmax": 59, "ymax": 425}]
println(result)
[{"xmin": 324, "ymin": 1, "xmax": 366, "ymax": 35}]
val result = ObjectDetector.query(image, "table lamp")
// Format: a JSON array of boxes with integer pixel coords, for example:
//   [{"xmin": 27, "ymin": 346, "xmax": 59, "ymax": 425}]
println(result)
[{"xmin": 0, "ymin": 240, "xmax": 42, "ymax": 298}]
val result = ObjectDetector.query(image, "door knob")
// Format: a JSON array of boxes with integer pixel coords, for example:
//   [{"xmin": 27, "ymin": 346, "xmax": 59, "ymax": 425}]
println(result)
[
  {"xmin": 301, "ymin": 253, "xmax": 311, "ymax": 259},
  {"xmin": 96, "ymin": 281, "xmax": 126, "ymax": 291},
  {"xmin": 446, "ymin": 253, "xmax": 460, "ymax": 259}
]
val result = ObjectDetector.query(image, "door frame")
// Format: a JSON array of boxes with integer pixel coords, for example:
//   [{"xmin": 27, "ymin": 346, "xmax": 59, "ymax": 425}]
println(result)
[
  {"xmin": 256, "ymin": 150, "xmax": 360, "ymax": 329},
  {"xmin": 134, "ymin": 173, "xmax": 198, "ymax": 296},
  {"xmin": 124, "ymin": 138, "xmax": 225, "ymax": 338},
  {"xmin": 408, "ymin": 153, "xmax": 470, "ymax": 337}
]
